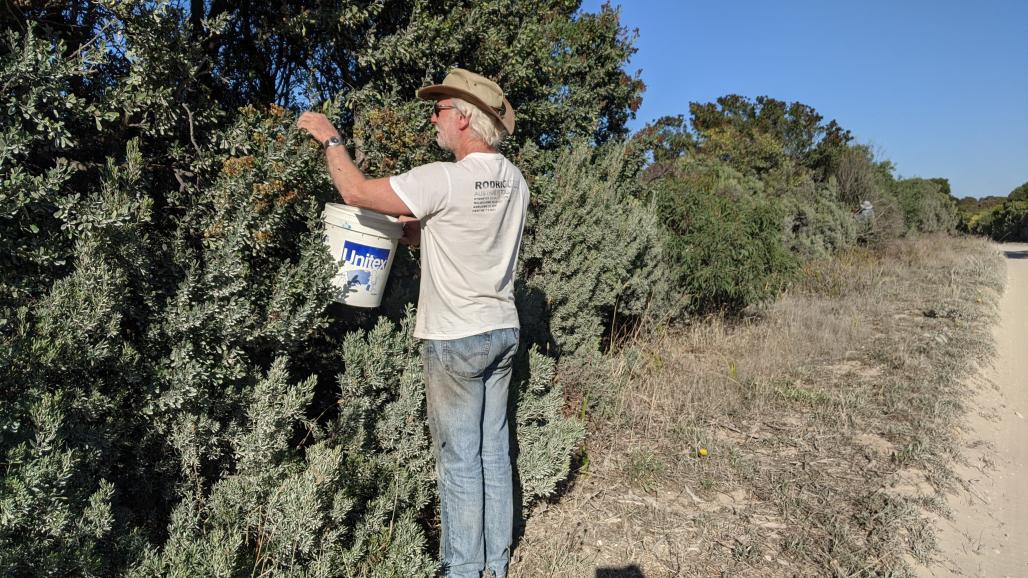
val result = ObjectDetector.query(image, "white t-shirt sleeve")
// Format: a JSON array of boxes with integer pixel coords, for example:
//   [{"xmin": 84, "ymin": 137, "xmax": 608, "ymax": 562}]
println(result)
[{"xmin": 389, "ymin": 162, "xmax": 451, "ymax": 220}]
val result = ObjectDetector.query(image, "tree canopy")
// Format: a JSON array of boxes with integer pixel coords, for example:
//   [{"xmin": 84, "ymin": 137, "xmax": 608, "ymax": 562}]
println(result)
[{"xmin": 1009, "ymin": 181, "xmax": 1028, "ymax": 201}]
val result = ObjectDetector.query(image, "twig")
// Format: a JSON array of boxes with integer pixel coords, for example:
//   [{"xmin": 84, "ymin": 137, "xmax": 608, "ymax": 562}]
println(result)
[
  {"xmin": 182, "ymin": 104, "xmax": 201, "ymax": 154},
  {"xmin": 352, "ymin": 133, "xmax": 366, "ymax": 168},
  {"xmin": 682, "ymin": 484, "xmax": 704, "ymax": 504},
  {"xmin": 173, "ymin": 168, "xmax": 194, "ymax": 193},
  {"xmin": 964, "ymin": 482, "xmax": 990, "ymax": 505},
  {"xmin": 718, "ymin": 422, "xmax": 743, "ymax": 434},
  {"xmin": 68, "ymin": 19, "xmax": 117, "ymax": 62}
]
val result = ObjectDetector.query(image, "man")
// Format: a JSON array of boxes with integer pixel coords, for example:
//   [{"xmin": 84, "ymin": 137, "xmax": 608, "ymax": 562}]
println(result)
[
  {"xmin": 298, "ymin": 69, "xmax": 528, "ymax": 578},
  {"xmin": 856, "ymin": 199, "xmax": 875, "ymax": 222}
]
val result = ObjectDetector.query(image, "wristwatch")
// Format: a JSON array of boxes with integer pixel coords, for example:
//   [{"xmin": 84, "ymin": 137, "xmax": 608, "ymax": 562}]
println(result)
[{"xmin": 323, "ymin": 136, "xmax": 344, "ymax": 150}]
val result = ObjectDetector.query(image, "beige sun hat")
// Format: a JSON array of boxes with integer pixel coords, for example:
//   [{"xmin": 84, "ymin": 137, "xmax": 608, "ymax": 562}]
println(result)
[{"xmin": 416, "ymin": 68, "xmax": 515, "ymax": 135}]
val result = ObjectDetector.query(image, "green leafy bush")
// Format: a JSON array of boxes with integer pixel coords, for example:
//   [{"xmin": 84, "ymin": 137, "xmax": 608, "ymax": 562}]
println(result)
[
  {"xmin": 780, "ymin": 179, "xmax": 857, "ymax": 259},
  {"xmin": 2, "ymin": 4, "xmax": 630, "ymax": 573},
  {"xmin": 3, "ymin": 3, "xmax": 971, "ymax": 574},
  {"xmin": 652, "ymin": 158, "xmax": 798, "ymax": 314},
  {"xmin": 970, "ymin": 200, "xmax": 1028, "ymax": 241},
  {"xmin": 892, "ymin": 178, "xmax": 959, "ymax": 234},
  {"xmin": 830, "ymin": 146, "xmax": 907, "ymax": 244},
  {"xmin": 129, "ymin": 313, "xmax": 437, "ymax": 577},
  {"xmin": 1008, "ymin": 181, "xmax": 1028, "ymax": 201}
]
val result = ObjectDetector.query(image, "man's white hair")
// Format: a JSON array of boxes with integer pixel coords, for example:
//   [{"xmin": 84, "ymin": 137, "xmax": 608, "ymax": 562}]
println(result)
[{"xmin": 451, "ymin": 97, "xmax": 508, "ymax": 147}]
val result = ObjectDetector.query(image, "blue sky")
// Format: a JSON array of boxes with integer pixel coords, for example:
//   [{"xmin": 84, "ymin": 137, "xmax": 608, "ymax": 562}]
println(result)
[{"xmin": 581, "ymin": 0, "xmax": 1028, "ymax": 198}]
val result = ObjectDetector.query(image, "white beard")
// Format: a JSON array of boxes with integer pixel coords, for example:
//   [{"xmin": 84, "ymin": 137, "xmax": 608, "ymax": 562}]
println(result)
[{"xmin": 435, "ymin": 129, "xmax": 454, "ymax": 152}]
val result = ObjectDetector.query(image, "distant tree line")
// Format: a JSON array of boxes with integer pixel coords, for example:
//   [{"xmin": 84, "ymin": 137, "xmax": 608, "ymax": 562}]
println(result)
[
  {"xmin": 631, "ymin": 95, "xmax": 959, "ymax": 313},
  {"xmin": 958, "ymin": 182, "xmax": 1028, "ymax": 241}
]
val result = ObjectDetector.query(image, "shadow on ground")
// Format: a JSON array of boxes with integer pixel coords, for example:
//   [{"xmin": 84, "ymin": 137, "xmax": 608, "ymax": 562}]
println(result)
[
  {"xmin": 1002, "ymin": 249, "xmax": 1028, "ymax": 260},
  {"xmin": 596, "ymin": 566, "xmax": 646, "ymax": 578}
]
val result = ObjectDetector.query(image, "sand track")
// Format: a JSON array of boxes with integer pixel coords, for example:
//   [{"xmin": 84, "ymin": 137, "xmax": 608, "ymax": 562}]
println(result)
[{"xmin": 917, "ymin": 242, "xmax": 1028, "ymax": 578}]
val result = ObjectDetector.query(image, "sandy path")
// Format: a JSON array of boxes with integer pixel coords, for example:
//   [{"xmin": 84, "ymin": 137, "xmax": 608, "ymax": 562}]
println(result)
[{"xmin": 917, "ymin": 242, "xmax": 1028, "ymax": 578}]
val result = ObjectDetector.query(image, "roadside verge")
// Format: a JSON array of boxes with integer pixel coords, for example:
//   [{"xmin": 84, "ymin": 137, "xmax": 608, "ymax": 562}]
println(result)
[
  {"xmin": 916, "ymin": 242, "xmax": 1028, "ymax": 578},
  {"xmin": 511, "ymin": 234, "xmax": 1005, "ymax": 577}
]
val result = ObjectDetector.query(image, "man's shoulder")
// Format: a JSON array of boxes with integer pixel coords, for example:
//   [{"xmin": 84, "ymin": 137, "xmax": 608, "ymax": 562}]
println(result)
[
  {"xmin": 394, "ymin": 161, "xmax": 453, "ymax": 182},
  {"xmin": 456, "ymin": 153, "xmax": 525, "ymax": 174},
  {"xmin": 407, "ymin": 160, "xmax": 453, "ymax": 172}
]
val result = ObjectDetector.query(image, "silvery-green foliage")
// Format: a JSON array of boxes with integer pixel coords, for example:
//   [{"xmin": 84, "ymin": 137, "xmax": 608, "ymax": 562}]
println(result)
[
  {"xmin": 0, "ymin": 25, "xmax": 95, "ymax": 303},
  {"xmin": 143, "ymin": 111, "xmax": 337, "ymax": 515},
  {"xmin": 328, "ymin": 309, "xmax": 585, "ymax": 564},
  {"xmin": 129, "ymin": 358, "xmax": 337, "ymax": 577},
  {"xmin": 129, "ymin": 312, "xmax": 441, "ymax": 578},
  {"xmin": 892, "ymin": 178, "xmax": 959, "ymax": 234},
  {"xmin": 1, "ymin": 139, "xmax": 157, "ymax": 575},
  {"xmin": 781, "ymin": 179, "xmax": 857, "ymax": 260},
  {"xmin": 0, "ymin": 392, "xmax": 120, "ymax": 577},
  {"xmin": 330, "ymin": 308, "xmax": 438, "ymax": 577},
  {"xmin": 2, "ymin": 1, "xmax": 645, "ymax": 573},
  {"xmin": 513, "ymin": 348, "xmax": 587, "ymax": 504},
  {"xmin": 518, "ymin": 142, "xmax": 667, "ymax": 356}
]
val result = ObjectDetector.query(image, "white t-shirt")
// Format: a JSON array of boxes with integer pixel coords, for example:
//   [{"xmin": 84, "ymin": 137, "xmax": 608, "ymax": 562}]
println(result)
[{"xmin": 390, "ymin": 152, "xmax": 529, "ymax": 340}]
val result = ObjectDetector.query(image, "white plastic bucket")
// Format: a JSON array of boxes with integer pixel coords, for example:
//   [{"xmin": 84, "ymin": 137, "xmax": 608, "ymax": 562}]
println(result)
[{"xmin": 322, "ymin": 203, "xmax": 403, "ymax": 308}]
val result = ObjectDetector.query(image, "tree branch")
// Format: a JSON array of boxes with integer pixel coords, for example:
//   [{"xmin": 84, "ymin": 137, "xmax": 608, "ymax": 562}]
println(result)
[{"xmin": 182, "ymin": 104, "xmax": 201, "ymax": 155}]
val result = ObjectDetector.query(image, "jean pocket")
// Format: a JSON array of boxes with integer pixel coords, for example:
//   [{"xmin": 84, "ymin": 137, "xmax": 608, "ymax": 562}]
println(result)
[
  {"xmin": 494, "ymin": 328, "xmax": 519, "ymax": 371},
  {"xmin": 440, "ymin": 332, "xmax": 492, "ymax": 379}
]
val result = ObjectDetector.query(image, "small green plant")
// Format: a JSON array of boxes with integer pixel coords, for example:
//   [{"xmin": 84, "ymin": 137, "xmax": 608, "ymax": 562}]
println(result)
[
  {"xmin": 731, "ymin": 540, "xmax": 761, "ymax": 562},
  {"xmin": 774, "ymin": 383, "xmax": 831, "ymax": 405},
  {"xmin": 625, "ymin": 448, "xmax": 666, "ymax": 492}
]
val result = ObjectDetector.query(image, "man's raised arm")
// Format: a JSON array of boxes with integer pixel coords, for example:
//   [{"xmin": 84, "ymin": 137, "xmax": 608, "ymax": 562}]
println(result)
[{"xmin": 296, "ymin": 112, "xmax": 412, "ymax": 217}]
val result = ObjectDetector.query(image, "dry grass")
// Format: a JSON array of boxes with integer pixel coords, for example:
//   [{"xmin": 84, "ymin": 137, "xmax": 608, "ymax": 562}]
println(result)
[{"xmin": 510, "ymin": 235, "xmax": 1004, "ymax": 578}]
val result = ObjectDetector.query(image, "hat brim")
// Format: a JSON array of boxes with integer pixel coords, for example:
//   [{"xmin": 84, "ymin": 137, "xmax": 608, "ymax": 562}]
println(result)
[{"xmin": 417, "ymin": 84, "xmax": 515, "ymax": 136}]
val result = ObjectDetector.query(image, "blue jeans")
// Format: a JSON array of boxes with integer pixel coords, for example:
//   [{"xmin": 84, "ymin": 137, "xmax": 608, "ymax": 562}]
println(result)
[{"xmin": 423, "ymin": 327, "xmax": 519, "ymax": 578}]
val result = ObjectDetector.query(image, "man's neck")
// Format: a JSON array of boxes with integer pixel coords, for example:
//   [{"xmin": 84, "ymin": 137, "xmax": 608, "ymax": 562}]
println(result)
[{"xmin": 451, "ymin": 138, "xmax": 497, "ymax": 161}]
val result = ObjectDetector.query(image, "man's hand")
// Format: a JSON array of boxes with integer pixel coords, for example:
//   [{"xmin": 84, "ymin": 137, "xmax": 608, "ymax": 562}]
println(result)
[
  {"xmin": 296, "ymin": 112, "xmax": 341, "ymax": 145},
  {"xmin": 399, "ymin": 215, "xmax": 421, "ymax": 247}
]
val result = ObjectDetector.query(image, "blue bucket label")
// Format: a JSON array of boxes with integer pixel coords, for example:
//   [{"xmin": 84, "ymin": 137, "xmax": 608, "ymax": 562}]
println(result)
[{"xmin": 339, "ymin": 240, "xmax": 391, "ymax": 295}]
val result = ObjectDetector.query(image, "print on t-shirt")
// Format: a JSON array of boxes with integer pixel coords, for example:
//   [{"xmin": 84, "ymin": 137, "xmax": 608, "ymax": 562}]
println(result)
[{"xmin": 472, "ymin": 178, "xmax": 514, "ymax": 214}]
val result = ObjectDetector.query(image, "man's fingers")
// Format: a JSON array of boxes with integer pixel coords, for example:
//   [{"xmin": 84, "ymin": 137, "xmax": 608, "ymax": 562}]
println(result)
[
  {"xmin": 296, "ymin": 112, "xmax": 338, "ymax": 143},
  {"xmin": 296, "ymin": 113, "xmax": 323, "ymax": 141}
]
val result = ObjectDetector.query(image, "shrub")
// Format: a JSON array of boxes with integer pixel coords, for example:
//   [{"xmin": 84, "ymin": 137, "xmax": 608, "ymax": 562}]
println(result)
[
  {"xmin": 511, "ymin": 348, "xmax": 588, "ymax": 504},
  {"xmin": 967, "ymin": 183, "xmax": 1028, "ymax": 241},
  {"xmin": 2, "ymin": 12, "xmax": 600, "ymax": 573},
  {"xmin": 830, "ymin": 146, "xmax": 907, "ymax": 244},
  {"xmin": 892, "ymin": 178, "xmax": 959, "ymax": 234},
  {"xmin": 970, "ymin": 200, "xmax": 1028, "ymax": 241},
  {"xmin": 834, "ymin": 145, "xmax": 881, "ymax": 207},
  {"xmin": 653, "ymin": 157, "xmax": 798, "ymax": 314},
  {"xmin": 517, "ymin": 142, "xmax": 670, "ymax": 356},
  {"xmin": 780, "ymin": 179, "xmax": 857, "ymax": 260},
  {"xmin": 1009, "ymin": 181, "xmax": 1028, "ymax": 201},
  {"xmin": 1, "ymin": 93, "xmax": 586, "ymax": 576}
]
